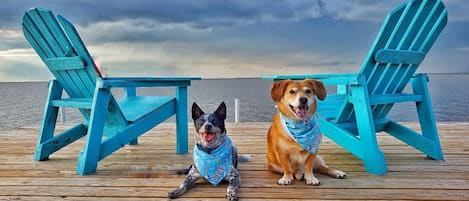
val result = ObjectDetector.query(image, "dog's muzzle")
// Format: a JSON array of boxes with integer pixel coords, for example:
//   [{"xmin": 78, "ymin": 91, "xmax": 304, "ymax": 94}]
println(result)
[{"xmin": 289, "ymin": 97, "xmax": 310, "ymax": 119}]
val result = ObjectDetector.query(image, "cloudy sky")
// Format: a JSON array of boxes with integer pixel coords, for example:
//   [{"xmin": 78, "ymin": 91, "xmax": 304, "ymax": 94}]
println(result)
[{"xmin": 1, "ymin": 0, "xmax": 468, "ymax": 82}]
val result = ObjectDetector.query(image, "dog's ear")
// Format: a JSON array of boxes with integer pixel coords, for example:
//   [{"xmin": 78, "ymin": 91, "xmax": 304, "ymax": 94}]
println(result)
[
  {"xmin": 305, "ymin": 79, "xmax": 327, "ymax": 100},
  {"xmin": 271, "ymin": 80, "xmax": 292, "ymax": 102},
  {"xmin": 214, "ymin": 102, "xmax": 227, "ymax": 120},
  {"xmin": 191, "ymin": 102, "xmax": 204, "ymax": 120}
]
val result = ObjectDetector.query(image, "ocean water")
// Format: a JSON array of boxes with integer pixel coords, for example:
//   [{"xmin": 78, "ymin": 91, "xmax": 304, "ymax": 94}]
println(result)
[{"xmin": 1, "ymin": 74, "xmax": 468, "ymax": 130}]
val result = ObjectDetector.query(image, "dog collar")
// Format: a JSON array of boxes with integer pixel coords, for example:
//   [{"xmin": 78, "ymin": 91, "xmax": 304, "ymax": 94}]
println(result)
[
  {"xmin": 193, "ymin": 136, "xmax": 232, "ymax": 186},
  {"xmin": 279, "ymin": 113, "xmax": 322, "ymax": 154}
]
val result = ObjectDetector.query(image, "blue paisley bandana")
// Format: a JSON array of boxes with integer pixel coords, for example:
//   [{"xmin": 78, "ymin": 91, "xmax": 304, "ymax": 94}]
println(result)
[
  {"xmin": 279, "ymin": 113, "xmax": 322, "ymax": 154},
  {"xmin": 193, "ymin": 136, "xmax": 232, "ymax": 186}
]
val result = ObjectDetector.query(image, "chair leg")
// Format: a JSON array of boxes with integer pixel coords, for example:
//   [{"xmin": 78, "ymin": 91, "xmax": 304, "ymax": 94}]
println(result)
[
  {"xmin": 34, "ymin": 80, "xmax": 62, "ymax": 161},
  {"xmin": 175, "ymin": 86, "xmax": 188, "ymax": 154},
  {"xmin": 37, "ymin": 124, "xmax": 88, "ymax": 160},
  {"xmin": 129, "ymin": 138, "xmax": 138, "ymax": 145},
  {"xmin": 76, "ymin": 88, "xmax": 110, "ymax": 175},
  {"xmin": 126, "ymin": 87, "xmax": 138, "ymax": 146},
  {"xmin": 350, "ymin": 85, "xmax": 387, "ymax": 175},
  {"xmin": 386, "ymin": 121, "xmax": 442, "ymax": 158},
  {"xmin": 411, "ymin": 74, "xmax": 444, "ymax": 160}
]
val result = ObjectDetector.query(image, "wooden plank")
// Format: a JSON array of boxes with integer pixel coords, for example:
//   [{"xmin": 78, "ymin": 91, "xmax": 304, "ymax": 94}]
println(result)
[
  {"xmin": 374, "ymin": 49, "xmax": 425, "ymax": 65},
  {"xmin": 1, "ymin": 186, "xmax": 467, "ymax": 200},
  {"xmin": 1, "ymin": 177, "xmax": 468, "ymax": 190},
  {"xmin": 44, "ymin": 57, "xmax": 85, "ymax": 71}
]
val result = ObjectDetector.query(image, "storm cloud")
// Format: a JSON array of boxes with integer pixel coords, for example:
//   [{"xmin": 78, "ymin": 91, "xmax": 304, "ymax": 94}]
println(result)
[{"xmin": 0, "ymin": 0, "xmax": 468, "ymax": 81}]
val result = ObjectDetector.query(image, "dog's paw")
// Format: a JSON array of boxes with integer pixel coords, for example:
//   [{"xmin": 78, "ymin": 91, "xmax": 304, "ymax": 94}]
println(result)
[
  {"xmin": 167, "ymin": 192, "xmax": 177, "ymax": 199},
  {"xmin": 226, "ymin": 184, "xmax": 239, "ymax": 201},
  {"xmin": 332, "ymin": 170, "xmax": 346, "ymax": 179},
  {"xmin": 278, "ymin": 176, "xmax": 293, "ymax": 185},
  {"xmin": 226, "ymin": 188, "xmax": 239, "ymax": 201},
  {"xmin": 167, "ymin": 189, "xmax": 181, "ymax": 199},
  {"xmin": 305, "ymin": 176, "xmax": 321, "ymax": 186}
]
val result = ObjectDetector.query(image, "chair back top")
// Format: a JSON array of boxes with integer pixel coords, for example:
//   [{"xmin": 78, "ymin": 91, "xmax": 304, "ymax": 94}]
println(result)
[
  {"xmin": 23, "ymin": 7, "xmax": 104, "ymax": 97},
  {"xmin": 337, "ymin": 0, "xmax": 447, "ymax": 123},
  {"xmin": 23, "ymin": 8, "xmax": 127, "ymax": 126},
  {"xmin": 360, "ymin": 0, "xmax": 447, "ymax": 95}
]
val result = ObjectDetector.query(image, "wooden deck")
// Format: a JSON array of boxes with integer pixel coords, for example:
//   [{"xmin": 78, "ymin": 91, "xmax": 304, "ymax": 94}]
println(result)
[{"xmin": 0, "ymin": 122, "xmax": 468, "ymax": 200}]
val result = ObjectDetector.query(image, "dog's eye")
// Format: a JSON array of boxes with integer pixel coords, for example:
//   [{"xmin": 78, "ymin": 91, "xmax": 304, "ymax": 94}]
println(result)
[
  {"xmin": 289, "ymin": 89, "xmax": 295, "ymax": 94},
  {"xmin": 305, "ymin": 89, "xmax": 312, "ymax": 94},
  {"xmin": 207, "ymin": 116, "xmax": 215, "ymax": 123}
]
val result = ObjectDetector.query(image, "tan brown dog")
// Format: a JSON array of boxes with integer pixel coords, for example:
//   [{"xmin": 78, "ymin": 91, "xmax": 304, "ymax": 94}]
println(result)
[{"xmin": 267, "ymin": 79, "xmax": 346, "ymax": 185}]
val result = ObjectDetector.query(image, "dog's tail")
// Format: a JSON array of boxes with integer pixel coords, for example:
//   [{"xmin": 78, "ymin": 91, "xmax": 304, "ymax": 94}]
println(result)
[{"xmin": 238, "ymin": 154, "xmax": 253, "ymax": 162}]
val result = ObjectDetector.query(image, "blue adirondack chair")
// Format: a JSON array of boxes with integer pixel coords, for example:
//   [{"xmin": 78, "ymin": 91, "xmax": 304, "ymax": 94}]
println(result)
[
  {"xmin": 22, "ymin": 8, "xmax": 200, "ymax": 175},
  {"xmin": 264, "ymin": 0, "xmax": 447, "ymax": 175}
]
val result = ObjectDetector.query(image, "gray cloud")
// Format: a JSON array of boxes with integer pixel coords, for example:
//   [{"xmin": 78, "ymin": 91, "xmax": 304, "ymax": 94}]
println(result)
[
  {"xmin": 0, "ymin": 59, "xmax": 52, "ymax": 81},
  {"xmin": 0, "ymin": 29, "xmax": 29, "ymax": 50},
  {"xmin": 2, "ymin": 0, "xmax": 468, "ymax": 31},
  {"xmin": 2, "ymin": 0, "xmax": 327, "ymax": 29},
  {"xmin": 78, "ymin": 18, "xmax": 211, "ymax": 44},
  {"xmin": 444, "ymin": 0, "xmax": 469, "ymax": 21},
  {"xmin": 323, "ymin": 0, "xmax": 402, "ymax": 21},
  {"xmin": 0, "ymin": 0, "xmax": 468, "ymax": 81}
]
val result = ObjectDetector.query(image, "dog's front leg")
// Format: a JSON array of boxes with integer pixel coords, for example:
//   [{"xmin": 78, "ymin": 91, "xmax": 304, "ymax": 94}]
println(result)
[
  {"xmin": 168, "ymin": 166, "xmax": 201, "ymax": 199},
  {"xmin": 226, "ymin": 167, "xmax": 241, "ymax": 200},
  {"xmin": 304, "ymin": 154, "xmax": 320, "ymax": 185},
  {"xmin": 226, "ymin": 167, "xmax": 240, "ymax": 201},
  {"xmin": 277, "ymin": 154, "xmax": 294, "ymax": 185}
]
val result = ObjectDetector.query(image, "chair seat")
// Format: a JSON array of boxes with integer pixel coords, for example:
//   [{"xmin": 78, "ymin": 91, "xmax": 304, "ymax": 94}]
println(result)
[
  {"xmin": 118, "ymin": 96, "xmax": 175, "ymax": 122},
  {"xmin": 317, "ymin": 94, "xmax": 346, "ymax": 119}
]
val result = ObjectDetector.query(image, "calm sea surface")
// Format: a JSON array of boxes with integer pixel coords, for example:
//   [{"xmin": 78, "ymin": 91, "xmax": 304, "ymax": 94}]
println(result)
[{"xmin": 1, "ymin": 74, "xmax": 468, "ymax": 130}]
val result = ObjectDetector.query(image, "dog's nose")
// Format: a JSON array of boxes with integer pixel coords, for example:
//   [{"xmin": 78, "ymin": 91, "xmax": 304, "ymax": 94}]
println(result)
[
  {"xmin": 299, "ymin": 97, "xmax": 308, "ymax": 105},
  {"xmin": 205, "ymin": 124, "xmax": 212, "ymax": 130}
]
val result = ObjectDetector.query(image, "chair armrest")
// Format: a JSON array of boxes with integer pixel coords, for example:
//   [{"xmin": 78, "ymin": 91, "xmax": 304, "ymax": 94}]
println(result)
[
  {"xmin": 97, "ymin": 77, "xmax": 201, "ymax": 88},
  {"xmin": 263, "ymin": 73, "xmax": 360, "ymax": 85}
]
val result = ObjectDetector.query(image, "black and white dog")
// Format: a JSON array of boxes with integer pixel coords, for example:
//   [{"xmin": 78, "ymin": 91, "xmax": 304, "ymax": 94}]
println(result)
[{"xmin": 168, "ymin": 102, "xmax": 248, "ymax": 201}]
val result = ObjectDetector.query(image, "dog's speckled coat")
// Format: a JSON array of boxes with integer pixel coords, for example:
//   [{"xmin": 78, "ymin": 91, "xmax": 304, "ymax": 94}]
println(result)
[{"xmin": 168, "ymin": 102, "xmax": 242, "ymax": 201}]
